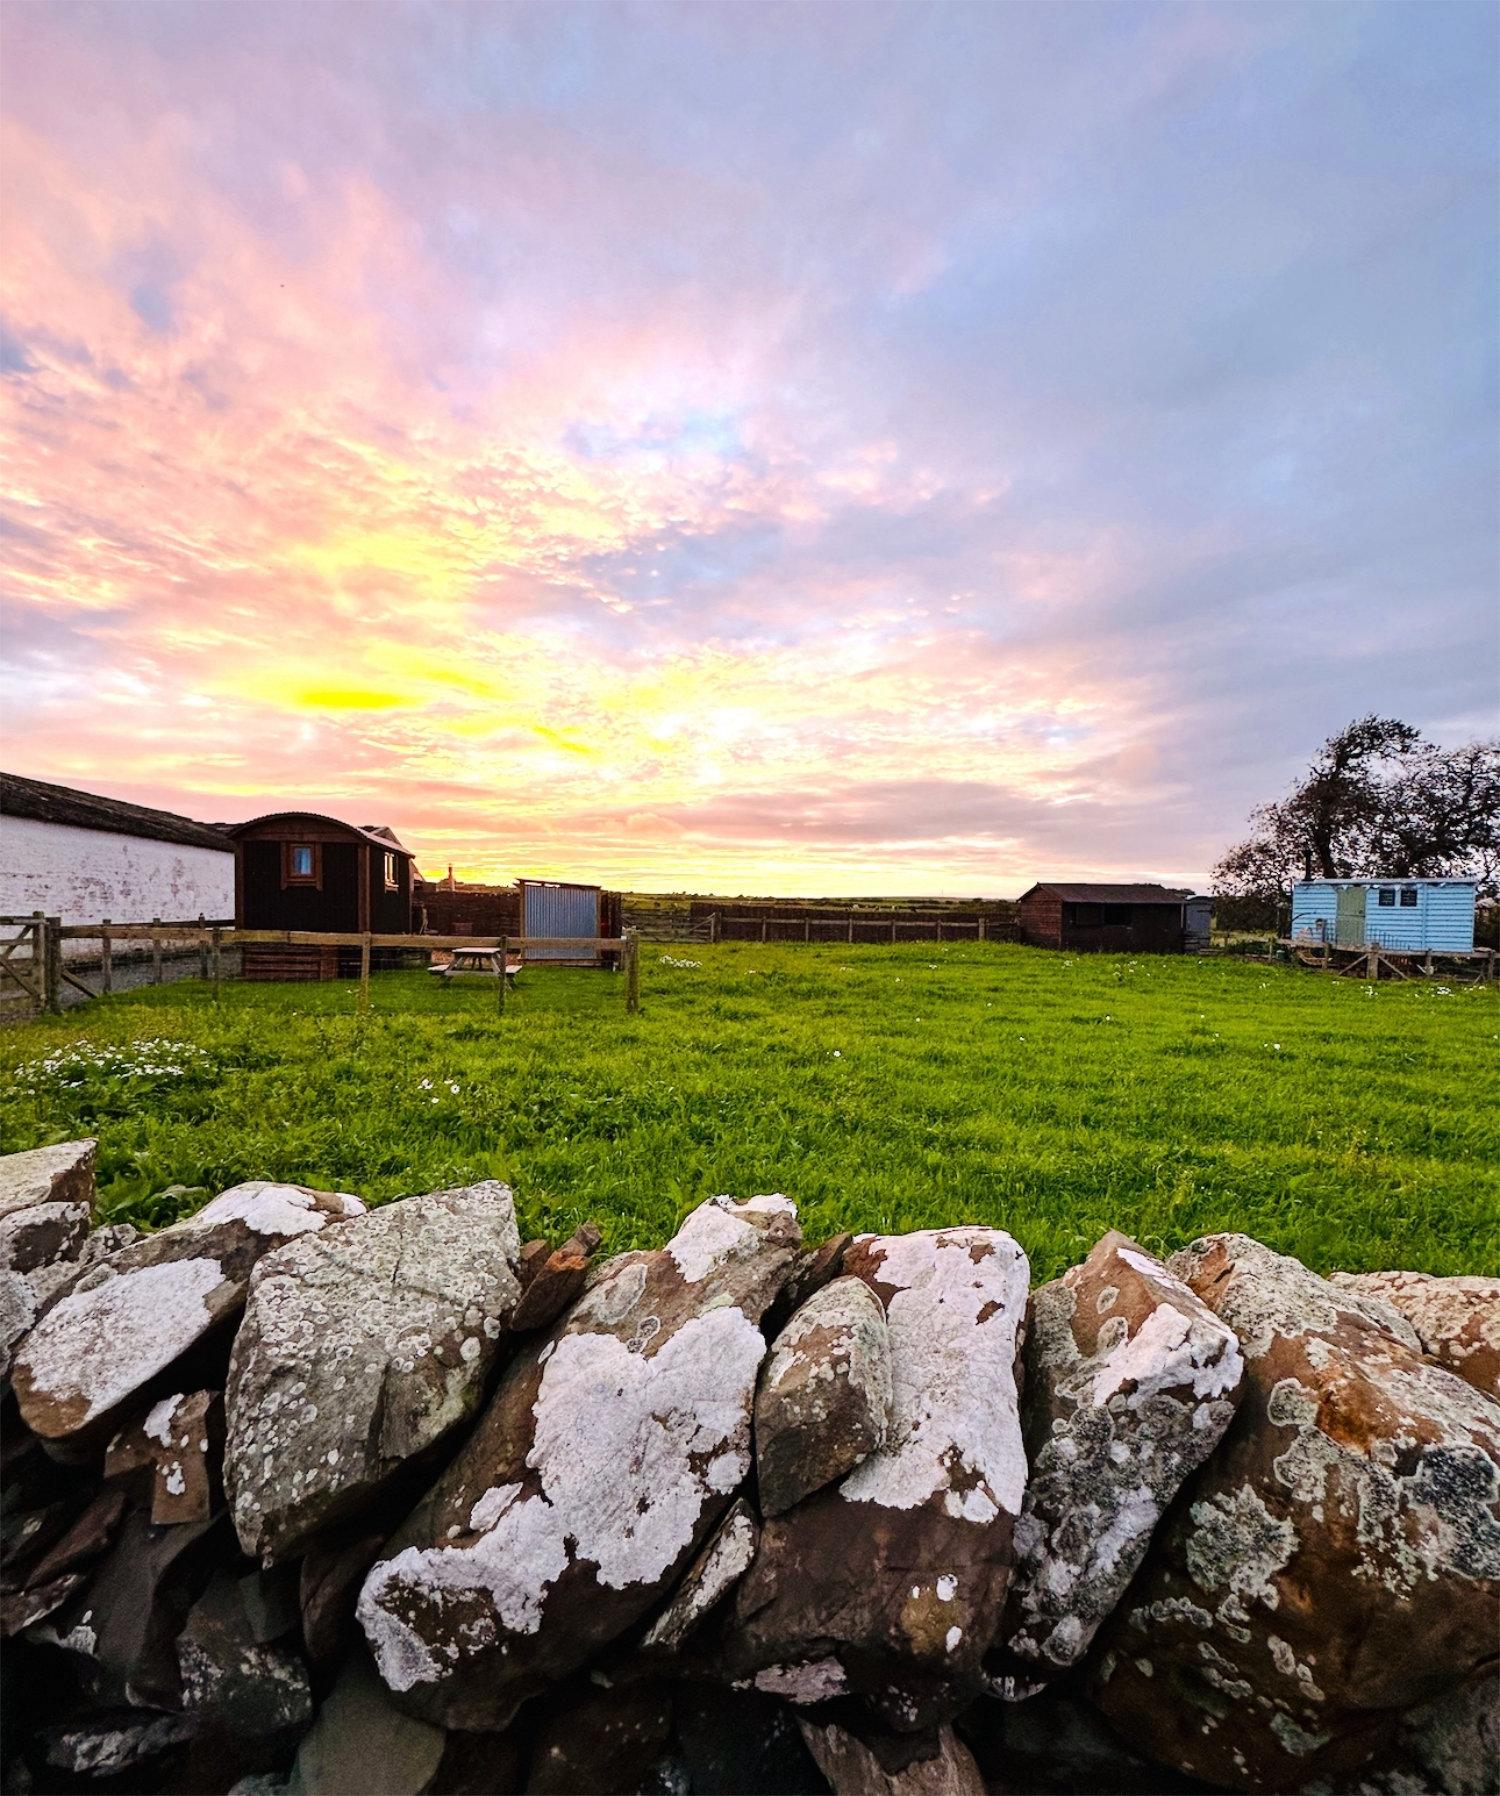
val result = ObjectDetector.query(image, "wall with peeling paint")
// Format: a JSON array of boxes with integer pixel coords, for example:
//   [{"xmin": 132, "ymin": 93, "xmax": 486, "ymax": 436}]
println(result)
[{"xmin": 0, "ymin": 815, "xmax": 234, "ymax": 950}]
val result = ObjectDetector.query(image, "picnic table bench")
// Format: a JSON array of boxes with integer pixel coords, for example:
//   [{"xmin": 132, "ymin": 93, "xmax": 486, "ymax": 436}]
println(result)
[{"xmin": 429, "ymin": 947, "xmax": 524, "ymax": 982}]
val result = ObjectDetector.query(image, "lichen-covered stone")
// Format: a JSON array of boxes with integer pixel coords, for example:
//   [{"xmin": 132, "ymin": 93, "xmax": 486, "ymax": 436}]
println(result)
[
  {"xmin": 1331, "ymin": 1270, "xmax": 1500, "ymax": 1401},
  {"xmin": 799, "ymin": 1719, "xmax": 986, "ymax": 1796},
  {"xmin": 175, "ymin": 1571, "xmax": 312, "ymax": 1741},
  {"xmin": 0, "ymin": 1139, "xmax": 95, "ymax": 1375},
  {"xmin": 106, "ymin": 1390, "xmax": 224, "ymax": 1525},
  {"xmin": 0, "ymin": 1139, "xmax": 94, "ymax": 1272},
  {"xmin": 756, "ymin": 1275, "xmax": 893, "ymax": 1517},
  {"xmin": 1090, "ymin": 1233, "xmax": 1500, "ymax": 1793},
  {"xmin": 39, "ymin": 1712, "xmax": 197, "ymax": 1778},
  {"xmin": 224, "ymin": 1181, "xmax": 521, "ymax": 1563},
  {"xmin": 24, "ymin": 1506, "xmax": 223, "ymax": 1711},
  {"xmin": 12, "ymin": 1182, "xmax": 364, "ymax": 1443},
  {"xmin": 356, "ymin": 1193, "xmax": 801, "ymax": 1728},
  {"xmin": 992, "ymin": 1230, "xmax": 1243, "ymax": 1691},
  {"xmin": 642, "ymin": 1495, "xmax": 759, "ymax": 1653},
  {"xmin": 728, "ymin": 1227, "xmax": 1030, "ymax": 1732},
  {"xmin": 1355, "ymin": 1673, "xmax": 1499, "ymax": 1796}
]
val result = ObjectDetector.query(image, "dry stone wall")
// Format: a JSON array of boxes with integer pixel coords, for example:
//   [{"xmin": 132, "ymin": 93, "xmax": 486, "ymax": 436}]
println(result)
[{"xmin": 1, "ymin": 1140, "xmax": 1496, "ymax": 1796}]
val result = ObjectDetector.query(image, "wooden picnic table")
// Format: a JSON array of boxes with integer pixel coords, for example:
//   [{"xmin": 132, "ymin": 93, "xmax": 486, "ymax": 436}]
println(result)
[{"xmin": 430, "ymin": 947, "xmax": 523, "ymax": 982}]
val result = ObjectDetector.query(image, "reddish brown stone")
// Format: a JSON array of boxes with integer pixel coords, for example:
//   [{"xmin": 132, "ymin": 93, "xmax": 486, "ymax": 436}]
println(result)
[
  {"xmin": 300, "ymin": 1526, "xmax": 389, "ymax": 1671},
  {"xmin": 224, "ymin": 1181, "xmax": 520, "ymax": 1563},
  {"xmin": 510, "ymin": 1247, "xmax": 590, "ymax": 1332},
  {"xmin": 1090, "ymin": 1233, "xmax": 1500, "ymax": 1793},
  {"xmin": 20, "ymin": 1488, "xmax": 126, "ymax": 1588}
]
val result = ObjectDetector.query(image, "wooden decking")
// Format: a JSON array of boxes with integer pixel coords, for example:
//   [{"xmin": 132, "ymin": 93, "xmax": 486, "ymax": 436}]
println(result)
[{"xmin": 1280, "ymin": 939, "xmax": 1499, "ymax": 982}]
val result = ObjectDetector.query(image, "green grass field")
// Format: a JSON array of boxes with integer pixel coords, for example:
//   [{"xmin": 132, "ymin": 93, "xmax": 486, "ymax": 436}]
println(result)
[{"xmin": 2, "ymin": 944, "xmax": 1495, "ymax": 1283}]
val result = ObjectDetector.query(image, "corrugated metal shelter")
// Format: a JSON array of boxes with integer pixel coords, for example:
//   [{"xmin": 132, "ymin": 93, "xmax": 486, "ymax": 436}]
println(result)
[
  {"xmin": 519, "ymin": 879, "xmax": 605, "ymax": 963},
  {"xmin": 1017, "ymin": 883, "xmax": 1196, "ymax": 953},
  {"xmin": 1290, "ymin": 879, "xmax": 1476, "ymax": 952}
]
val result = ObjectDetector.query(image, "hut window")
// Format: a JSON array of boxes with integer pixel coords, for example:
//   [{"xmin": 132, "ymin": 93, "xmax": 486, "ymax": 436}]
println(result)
[
  {"xmin": 383, "ymin": 850, "xmax": 399, "ymax": 889},
  {"xmin": 284, "ymin": 843, "xmax": 321, "ymax": 887},
  {"xmin": 1377, "ymin": 887, "xmax": 1396, "ymax": 907},
  {"xmin": 1400, "ymin": 886, "xmax": 1418, "ymax": 907}
]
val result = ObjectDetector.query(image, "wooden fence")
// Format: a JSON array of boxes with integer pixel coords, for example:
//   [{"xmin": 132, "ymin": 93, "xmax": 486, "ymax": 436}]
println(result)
[
  {"xmin": 0, "ymin": 919, "xmax": 641, "ymax": 1019},
  {"xmin": 698, "ymin": 908, "xmax": 1021, "ymax": 946}
]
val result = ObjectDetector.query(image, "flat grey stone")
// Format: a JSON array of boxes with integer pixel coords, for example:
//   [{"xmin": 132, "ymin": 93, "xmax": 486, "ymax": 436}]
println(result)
[
  {"xmin": 755, "ymin": 1275, "xmax": 892, "ymax": 1517},
  {"xmin": 225, "ymin": 1181, "xmax": 522, "ymax": 1563}
]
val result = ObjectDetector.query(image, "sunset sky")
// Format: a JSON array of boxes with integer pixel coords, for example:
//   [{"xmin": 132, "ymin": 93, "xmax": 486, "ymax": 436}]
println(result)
[{"xmin": 2, "ymin": 1, "xmax": 1495, "ymax": 894}]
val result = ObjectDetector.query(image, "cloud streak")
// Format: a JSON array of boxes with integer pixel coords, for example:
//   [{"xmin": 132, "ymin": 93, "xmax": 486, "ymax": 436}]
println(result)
[{"xmin": 2, "ymin": 0, "xmax": 1495, "ymax": 892}]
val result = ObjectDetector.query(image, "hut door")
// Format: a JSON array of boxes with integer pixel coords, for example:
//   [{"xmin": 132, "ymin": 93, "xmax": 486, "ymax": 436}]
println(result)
[{"xmin": 1335, "ymin": 885, "xmax": 1366, "ymax": 947}]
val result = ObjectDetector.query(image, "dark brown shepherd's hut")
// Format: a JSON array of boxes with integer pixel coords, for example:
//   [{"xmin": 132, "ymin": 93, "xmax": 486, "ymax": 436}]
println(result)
[
  {"xmin": 1017, "ymin": 882, "xmax": 1191, "ymax": 954},
  {"xmin": 228, "ymin": 813, "xmax": 417, "ymax": 979}
]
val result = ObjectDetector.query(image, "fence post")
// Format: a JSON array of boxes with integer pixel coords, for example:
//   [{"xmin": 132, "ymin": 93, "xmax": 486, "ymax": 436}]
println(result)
[
  {"xmin": 497, "ymin": 937, "xmax": 507, "ymax": 1015},
  {"xmin": 761, "ymin": 920, "xmax": 768, "ymax": 945},
  {"xmin": 891, "ymin": 920, "xmax": 897, "ymax": 944},
  {"xmin": 625, "ymin": 932, "xmax": 640, "ymax": 1015},
  {"xmin": 359, "ymin": 932, "xmax": 372, "ymax": 1011},
  {"xmin": 211, "ymin": 927, "xmax": 223, "ymax": 1001},
  {"xmin": 710, "ymin": 912, "xmax": 719, "ymax": 945},
  {"xmin": 804, "ymin": 919, "xmax": 811, "ymax": 944},
  {"xmin": 151, "ymin": 919, "xmax": 163, "ymax": 986},
  {"xmin": 979, "ymin": 917, "xmax": 987, "ymax": 943},
  {"xmin": 198, "ymin": 914, "xmax": 209, "ymax": 981},
  {"xmin": 45, "ymin": 915, "xmax": 62, "ymax": 1014},
  {"xmin": 101, "ymin": 919, "xmax": 113, "ymax": 994},
  {"xmin": 847, "ymin": 918, "xmax": 854, "ymax": 944}
]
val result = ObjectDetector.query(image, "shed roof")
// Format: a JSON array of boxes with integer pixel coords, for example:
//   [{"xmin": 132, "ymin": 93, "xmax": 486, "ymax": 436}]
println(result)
[
  {"xmin": 1292, "ymin": 876, "xmax": 1476, "ymax": 888},
  {"xmin": 1020, "ymin": 882, "xmax": 1190, "ymax": 905},
  {"xmin": 0, "ymin": 771, "xmax": 232, "ymax": 853},
  {"xmin": 225, "ymin": 812, "xmax": 412, "ymax": 855}
]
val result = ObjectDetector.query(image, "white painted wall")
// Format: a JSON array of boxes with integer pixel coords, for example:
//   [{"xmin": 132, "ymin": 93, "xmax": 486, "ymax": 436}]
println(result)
[{"xmin": 0, "ymin": 816, "xmax": 234, "ymax": 953}]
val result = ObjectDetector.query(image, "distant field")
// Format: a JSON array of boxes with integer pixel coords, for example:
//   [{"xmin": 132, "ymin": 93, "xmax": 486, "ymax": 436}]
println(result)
[{"xmin": 1, "ymin": 944, "xmax": 1495, "ymax": 1283}]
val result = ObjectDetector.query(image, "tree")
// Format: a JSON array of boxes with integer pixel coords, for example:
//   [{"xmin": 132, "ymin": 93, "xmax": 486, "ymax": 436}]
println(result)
[{"xmin": 1213, "ymin": 716, "xmax": 1500, "ymax": 909}]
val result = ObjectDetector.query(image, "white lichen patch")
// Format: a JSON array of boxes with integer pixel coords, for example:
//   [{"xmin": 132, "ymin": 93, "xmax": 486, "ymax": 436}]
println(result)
[
  {"xmin": 17, "ymin": 1258, "xmax": 226, "ymax": 1429},
  {"xmin": 753, "ymin": 1657, "xmax": 848, "ymax": 1702},
  {"xmin": 143, "ymin": 1394, "xmax": 182, "ymax": 1445},
  {"xmin": 359, "ymin": 1304, "xmax": 768, "ymax": 1690},
  {"xmin": 667, "ymin": 1197, "xmax": 773, "ymax": 1283},
  {"xmin": 196, "ymin": 1182, "xmax": 363, "ymax": 1238},
  {"xmin": 1184, "ymin": 1485, "xmax": 1297, "ymax": 1610},
  {"xmin": 840, "ymin": 1228, "xmax": 1029, "ymax": 1522},
  {"xmin": 1170, "ymin": 1235, "xmax": 1417, "ymax": 1359},
  {"xmin": 1090, "ymin": 1304, "xmax": 1243, "ymax": 1409}
]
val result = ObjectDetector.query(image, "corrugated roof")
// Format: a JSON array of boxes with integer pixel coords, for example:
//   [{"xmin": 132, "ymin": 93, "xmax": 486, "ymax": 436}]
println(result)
[
  {"xmin": 1021, "ymin": 882, "xmax": 1191, "ymax": 905},
  {"xmin": 0, "ymin": 771, "xmax": 232, "ymax": 853}
]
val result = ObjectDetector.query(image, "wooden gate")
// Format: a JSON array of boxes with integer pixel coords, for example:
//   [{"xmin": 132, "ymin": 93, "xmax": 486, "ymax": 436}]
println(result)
[
  {"xmin": 0, "ymin": 917, "xmax": 47, "ymax": 1017},
  {"xmin": 1335, "ymin": 885, "xmax": 1366, "ymax": 947}
]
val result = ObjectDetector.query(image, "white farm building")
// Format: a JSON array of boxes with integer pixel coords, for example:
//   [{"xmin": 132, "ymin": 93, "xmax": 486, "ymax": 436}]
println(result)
[{"xmin": 0, "ymin": 772, "xmax": 234, "ymax": 950}]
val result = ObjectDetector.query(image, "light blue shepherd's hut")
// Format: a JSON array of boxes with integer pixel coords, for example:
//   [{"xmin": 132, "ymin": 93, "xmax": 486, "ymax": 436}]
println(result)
[{"xmin": 1290, "ymin": 878, "xmax": 1477, "ymax": 951}]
